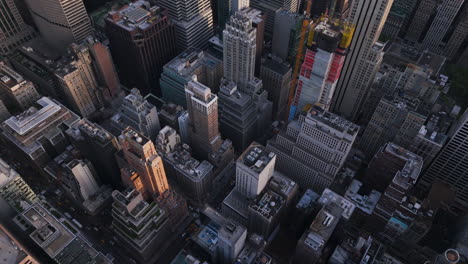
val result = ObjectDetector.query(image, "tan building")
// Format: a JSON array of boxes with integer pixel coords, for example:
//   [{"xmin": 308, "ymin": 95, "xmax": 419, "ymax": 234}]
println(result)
[
  {"xmin": 0, "ymin": 61, "xmax": 40, "ymax": 111},
  {"xmin": 119, "ymin": 127, "xmax": 169, "ymax": 200}
]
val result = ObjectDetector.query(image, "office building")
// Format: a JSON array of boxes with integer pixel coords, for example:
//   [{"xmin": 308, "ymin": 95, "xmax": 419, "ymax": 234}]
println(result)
[
  {"xmin": 290, "ymin": 189, "xmax": 320, "ymax": 235},
  {"xmin": 238, "ymin": 8, "xmax": 265, "ymax": 76},
  {"xmin": 178, "ymin": 111, "xmax": 190, "ymax": 144},
  {"xmin": 421, "ymin": 0, "xmax": 465, "ymax": 54},
  {"xmin": 25, "ymin": 0, "xmax": 93, "ymax": 52},
  {"xmin": 161, "ymin": 48, "xmax": 223, "ymax": 107},
  {"xmin": 250, "ymin": 0, "xmax": 299, "ymax": 37},
  {"xmin": 421, "ymin": 109, "xmax": 468, "ymax": 210},
  {"xmin": 444, "ymin": 8, "xmax": 468, "ymax": 60},
  {"xmin": 344, "ymin": 180, "xmax": 381, "ymax": 218},
  {"xmin": 1, "ymin": 97, "xmax": 80, "ymax": 169},
  {"xmin": 271, "ymin": 10, "xmax": 303, "ymax": 63},
  {"xmin": 236, "ymin": 143, "xmax": 276, "ymax": 199},
  {"xmin": 0, "ymin": 100, "xmax": 10, "ymax": 122},
  {"xmin": 330, "ymin": 0, "xmax": 393, "ymax": 121},
  {"xmin": 381, "ymin": 0, "xmax": 418, "ymax": 40},
  {"xmin": 217, "ymin": 0, "xmax": 252, "ymax": 33},
  {"xmin": 293, "ymin": 203, "xmax": 343, "ymax": 264},
  {"xmin": 157, "ymin": 0, "xmax": 214, "ymax": 51},
  {"xmin": 105, "ymin": 2, "xmax": 177, "ymax": 93},
  {"xmin": 318, "ymin": 189, "xmax": 356, "ymax": 221},
  {"xmin": 0, "ymin": 158, "xmax": 37, "ymax": 212},
  {"xmin": 19, "ymin": 202, "xmax": 111, "ymax": 263},
  {"xmin": 112, "ymin": 88, "xmax": 161, "ymax": 140},
  {"xmin": 405, "ymin": 0, "xmax": 437, "ymax": 43},
  {"xmin": 359, "ymin": 95, "xmax": 427, "ymax": 160},
  {"xmin": 156, "ymin": 126, "xmax": 181, "ymax": 155},
  {"xmin": 260, "ymin": 56, "xmax": 292, "ymax": 119},
  {"xmin": 0, "ymin": 0, "xmax": 35, "ymax": 55},
  {"xmin": 217, "ymin": 221, "xmax": 247, "ymax": 264},
  {"xmin": 291, "ymin": 21, "xmax": 353, "ymax": 117},
  {"xmin": 223, "ymin": 11, "xmax": 257, "ymax": 91},
  {"xmin": 0, "ymin": 61, "xmax": 40, "ymax": 111},
  {"xmin": 112, "ymin": 188, "xmax": 171, "ymax": 262},
  {"xmin": 118, "ymin": 127, "xmax": 169, "ymax": 200},
  {"xmin": 309, "ymin": 0, "xmax": 350, "ymax": 19},
  {"xmin": 266, "ymin": 106, "xmax": 358, "ymax": 192},
  {"xmin": 185, "ymin": 80, "xmax": 223, "ymax": 158},
  {"xmin": 66, "ymin": 119, "xmax": 122, "ymax": 188}
]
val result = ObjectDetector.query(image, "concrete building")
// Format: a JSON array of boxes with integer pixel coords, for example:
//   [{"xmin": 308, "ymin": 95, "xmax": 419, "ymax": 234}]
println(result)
[
  {"xmin": 161, "ymin": 48, "xmax": 223, "ymax": 107},
  {"xmin": 266, "ymin": 106, "xmax": 358, "ymax": 192},
  {"xmin": 293, "ymin": 203, "xmax": 343, "ymax": 264},
  {"xmin": 405, "ymin": 0, "xmax": 437, "ymax": 43},
  {"xmin": 260, "ymin": 56, "xmax": 291, "ymax": 120},
  {"xmin": 118, "ymin": 127, "xmax": 169, "ymax": 200},
  {"xmin": 19, "ymin": 202, "xmax": 111, "ymax": 263},
  {"xmin": 330, "ymin": 0, "xmax": 393, "ymax": 121},
  {"xmin": 290, "ymin": 189, "xmax": 320, "ymax": 235},
  {"xmin": 0, "ymin": 99, "xmax": 10, "ymax": 122},
  {"xmin": 318, "ymin": 189, "xmax": 356, "ymax": 221},
  {"xmin": 66, "ymin": 119, "xmax": 122, "ymax": 188},
  {"xmin": 444, "ymin": 7, "xmax": 468, "ymax": 60},
  {"xmin": 185, "ymin": 80, "xmax": 222, "ymax": 159},
  {"xmin": 0, "ymin": 0, "xmax": 35, "ymax": 55},
  {"xmin": 0, "ymin": 61, "xmax": 40, "ymax": 111},
  {"xmin": 235, "ymin": 143, "xmax": 276, "ymax": 199},
  {"xmin": 421, "ymin": 0, "xmax": 465, "ymax": 54},
  {"xmin": 422, "ymin": 109, "xmax": 468, "ymax": 210},
  {"xmin": 291, "ymin": 21, "xmax": 351, "ymax": 117},
  {"xmin": 105, "ymin": 2, "xmax": 177, "ymax": 93},
  {"xmin": 157, "ymin": 0, "xmax": 214, "ymax": 51},
  {"xmin": 1, "ymin": 97, "xmax": 80, "ymax": 169},
  {"xmin": 344, "ymin": 180, "xmax": 381, "ymax": 218},
  {"xmin": 381, "ymin": 0, "xmax": 418, "ymax": 40},
  {"xmin": 25, "ymin": 0, "xmax": 93, "ymax": 53},
  {"xmin": 0, "ymin": 158, "xmax": 37, "ymax": 212},
  {"xmin": 217, "ymin": 221, "xmax": 247, "ymax": 264},
  {"xmin": 237, "ymin": 8, "xmax": 266, "ymax": 76},
  {"xmin": 111, "ymin": 188, "xmax": 171, "ymax": 262},
  {"xmin": 112, "ymin": 88, "xmax": 161, "ymax": 140},
  {"xmin": 271, "ymin": 9, "xmax": 303, "ymax": 63},
  {"xmin": 178, "ymin": 111, "xmax": 190, "ymax": 144},
  {"xmin": 156, "ymin": 126, "xmax": 181, "ymax": 155},
  {"xmin": 250, "ymin": 0, "xmax": 299, "ymax": 37},
  {"xmin": 359, "ymin": 95, "xmax": 427, "ymax": 160}
]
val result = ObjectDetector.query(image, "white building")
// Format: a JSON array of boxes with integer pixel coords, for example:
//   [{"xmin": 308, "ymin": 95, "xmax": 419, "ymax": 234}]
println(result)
[
  {"xmin": 67, "ymin": 160, "xmax": 100, "ymax": 201},
  {"xmin": 217, "ymin": 221, "xmax": 247, "ymax": 264}
]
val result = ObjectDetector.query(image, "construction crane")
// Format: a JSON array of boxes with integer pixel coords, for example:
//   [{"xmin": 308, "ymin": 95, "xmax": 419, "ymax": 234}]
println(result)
[{"xmin": 286, "ymin": 0, "xmax": 313, "ymax": 121}]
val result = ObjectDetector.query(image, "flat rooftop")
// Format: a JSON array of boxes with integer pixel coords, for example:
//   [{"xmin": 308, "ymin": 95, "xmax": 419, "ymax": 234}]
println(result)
[
  {"xmin": 318, "ymin": 189, "xmax": 355, "ymax": 220},
  {"xmin": 305, "ymin": 105, "xmax": 359, "ymax": 138},
  {"xmin": 167, "ymin": 150, "xmax": 213, "ymax": 181},
  {"xmin": 238, "ymin": 7, "xmax": 264, "ymax": 24},
  {"xmin": 0, "ymin": 61, "xmax": 25, "ymax": 88},
  {"xmin": 218, "ymin": 221, "xmax": 246, "ymax": 244},
  {"xmin": 383, "ymin": 143, "xmax": 423, "ymax": 189},
  {"xmin": 297, "ymin": 189, "xmax": 320, "ymax": 209},
  {"xmin": 239, "ymin": 144, "xmax": 276, "ymax": 174},
  {"xmin": 268, "ymin": 172, "xmax": 297, "ymax": 197},
  {"xmin": 106, "ymin": 0, "xmax": 166, "ymax": 31},
  {"xmin": 121, "ymin": 127, "xmax": 150, "ymax": 146},
  {"xmin": 344, "ymin": 180, "xmax": 381, "ymax": 215},
  {"xmin": 305, "ymin": 203, "xmax": 343, "ymax": 252},
  {"xmin": 165, "ymin": 47, "xmax": 205, "ymax": 77},
  {"xmin": 67, "ymin": 119, "xmax": 114, "ymax": 143},
  {"xmin": 249, "ymin": 189, "xmax": 284, "ymax": 220}
]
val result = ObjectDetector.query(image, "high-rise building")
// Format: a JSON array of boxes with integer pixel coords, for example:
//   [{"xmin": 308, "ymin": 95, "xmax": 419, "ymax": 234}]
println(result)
[
  {"xmin": 421, "ymin": 0, "xmax": 465, "ymax": 54},
  {"xmin": 105, "ymin": 2, "xmax": 177, "ymax": 93},
  {"xmin": 444, "ymin": 7, "xmax": 468, "ymax": 60},
  {"xmin": 421, "ymin": 109, "xmax": 468, "ymax": 210},
  {"xmin": 1, "ymin": 97, "xmax": 80, "ymax": 169},
  {"xmin": 271, "ymin": 9, "xmax": 303, "ymax": 63},
  {"xmin": 217, "ymin": 221, "xmax": 247, "ymax": 264},
  {"xmin": 405, "ymin": 0, "xmax": 437, "ymax": 43},
  {"xmin": 250, "ymin": 0, "xmax": 298, "ymax": 37},
  {"xmin": 157, "ymin": 0, "xmax": 214, "ymax": 51},
  {"xmin": 330, "ymin": 0, "xmax": 393, "ymax": 121},
  {"xmin": 118, "ymin": 127, "xmax": 169, "ymax": 199},
  {"xmin": 0, "ymin": 99, "xmax": 10, "ymax": 122},
  {"xmin": 260, "ymin": 56, "xmax": 291, "ymax": 119},
  {"xmin": 66, "ymin": 119, "xmax": 122, "ymax": 188},
  {"xmin": 359, "ymin": 95, "xmax": 427, "ymax": 160},
  {"xmin": 238, "ymin": 8, "xmax": 265, "ymax": 76},
  {"xmin": 235, "ymin": 143, "xmax": 276, "ymax": 199},
  {"xmin": 381, "ymin": 0, "xmax": 418, "ymax": 40},
  {"xmin": 185, "ymin": 80, "xmax": 223, "ymax": 158},
  {"xmin": 0, "ymin": 61, "xmax": 40, "ymax": 111},
  {"xmin": 0, "ymin": 0, "xmax": 35, "ymax": 55},
  {"xmin": 111, "ymin": 188, "xmax": 171, "ymax": 262},
  {"xmin": 266, "ymin": 106, "xmax": 358, "ymax": 192},
  {"xmin": 0, "ymin": 158, "xmax": 37, "ymax": 211},
  {"xmin": 25, "ymin": 0, "xmax": 93, "ymax": 52},
  {"xmin": 111, "ymin": 88, "xmax": 161, "ymax": 140},
  {"xmin": 223, "ymin": 11, "xmax": 257, "ymax": 91},
  {"xmin": 161, "ymin": 48, "xmax": 223, "ymax": 107},
  {"xmin": 291, "ymin": 21, "xmax": 352, "ymax": 117}
]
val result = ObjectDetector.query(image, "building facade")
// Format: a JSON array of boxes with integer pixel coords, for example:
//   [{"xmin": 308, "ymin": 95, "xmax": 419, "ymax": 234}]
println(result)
[
  {"xmin": 0, "ymin": 61, "xmax": 40, "ymax": 111},
  {"xmin": 0, "ymin": 0, "xmax": 35, "ymax": 55}
]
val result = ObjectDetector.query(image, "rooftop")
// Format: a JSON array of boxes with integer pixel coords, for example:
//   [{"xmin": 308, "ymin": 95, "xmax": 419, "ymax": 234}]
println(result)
[
  {"xmin": 166, "ymin": 149, "xmax": 213, "ymax": 181},
  {"xmin": 239, "ymin": 144, "xmax": 276, "ymax": 174},
  {"xmin": 261, "ymin": 56, "xmax": 291, "ymax": 75},
  {"xmin": 106, "ymin": 0, "xmax": 166, "ymax": 31},
  {"xmin": 121, "ymin": 127, "xmax": 150, "ymax": 146},
  {"xmin": 0, "ymin": 158, "xmax": 19, "ymax": 187},
  {"xmin": 304, "ymin": 105, "xmax": 359, "ymax": 138},
  {"xmin": 67, "ymin": 119, "xmax": 114, "ymax": 143},
  {"xmin": 194, "ymin": 225, "xmax": 218, "ymax": 252},
  {"xmin": 268, "ymin": 172, "xmax": 297, "ymax": 198},
  {"xmin": 238, "ymin": 7, "xmax": 264, "ymax": 24},
  {"xmin": 344, "ymin": 180, "xmax": 381, "ymax": 215},
  {"xmin": 417, "ymin": 51, "xmax": 446, "ymax": 76},
  {"xmin": 304, "ymin": 203, "xmax": 343, "ymax": 252},
  {"xmin": 416, "ymin": 113, "xmax": 451, "ymax": 145},
  {"xmin": 218, "ymin": 221, "xmax": 246, "ymax": 243},
  {"xmin": 297, "ymin": 189, "xmax": 320, "ymax": 210},
  {"xmin": 249, "ymin": 189, "xmax": 285, "ymax": 220},
  {"xmin": 383, "ymin": 143, "xmax": 423, "ymax": 189},
  {"xmin": 318, "ymin": 189, "xmax": 356, "ymax": 220},
  {"xmin": 165, "ymin": 47, "xmax": 206, "ymax": 77},
  {"xmin": 0, "ymin": 61, "xmax": 25, "ymax": 88}
]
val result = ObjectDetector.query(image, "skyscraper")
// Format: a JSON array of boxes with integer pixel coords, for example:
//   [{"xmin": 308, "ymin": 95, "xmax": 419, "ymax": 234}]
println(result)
[
  {"xmin": 421, "ymin": 109, "xmax": 468, "ymax": 210},
  {"xmin": 105, "ymin": 2, "xmax": 177, "ymax": 93},
  {"xmin": 260, "ymin": 56, "xmax": 292, "ymax": 119},
  {"xmin": 381, "ymin": 0, "xmax": 418, "ymax": 40},
  {"xmin": 271, "ymin": 9, "xmax": 303, "ymax": 63},
  {"xmin": 0, "ymin": 0, "xmax": 35, "ymax": 55},
  {"xmin": 157, "ymin": 0, "xmax": 214, "ymax": 51},
  {"xmin": 444, "ymin": 7, "xmax": 468, "ymax": 60},
  {"xmin": 25, "ymin": 0, "xmax": 93, "ymax": 52},
  {"xmin": 330, "ymin": 0, "xmax": 393, "ymax": 121},
  {"xmin": 405, "ymin": 0, "xmax": 437, "ymax": 43},
  {"xmin": 250, "ymin": 0, "xmax": 298, "ymax": 37},
  {"xmin": 119, "ymin": 127, "xmax": 169, "ymax": 200},
  {"xmin": 421, "ymin": 0, "xmax": 465, "ymax": 53},
  {"xmin": 185, "ymin": 80, "xmax": 222, "ymax": 159}
]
